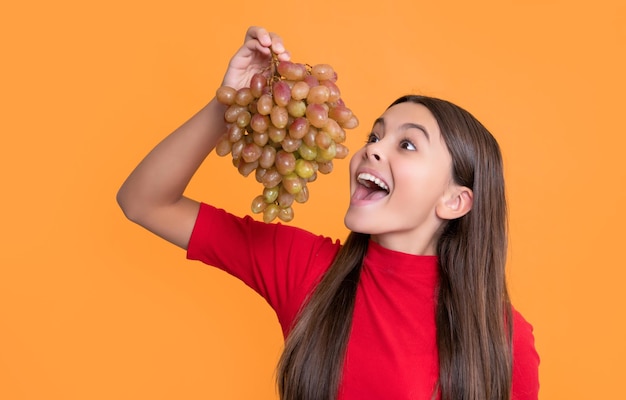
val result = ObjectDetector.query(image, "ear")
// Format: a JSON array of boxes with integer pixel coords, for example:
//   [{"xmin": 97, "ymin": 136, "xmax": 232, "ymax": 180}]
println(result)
[{"xmin": 435, "ymin": 185, "xmax": 473, "ymax": 220}]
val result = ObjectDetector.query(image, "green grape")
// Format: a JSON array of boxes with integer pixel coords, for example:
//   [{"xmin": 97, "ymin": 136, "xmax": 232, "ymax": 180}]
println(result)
[
  {"xmin": 263, "ymin": 186, "xmax": 279, "ymax": 203},
  {"xmin": 263, "ymin": 204, "xmax": 280, "ymax": 223},
  {"xmin": 268, "ymin": 126, "xmax": 287, "ymax": 143},
  {"xmin": 317, "ymin": 141, "xmax": 337, "ymax": 161},
  {"xmin": 236, "ymin": 110, "xmax": 252, "ymax": 128},
  {"xmin": 251, "ymin": 195, "xmax": 267, "ymax": 214},
  {"xmin": 287, "ymin": 99, "xmax": 306, "ymax": 118},
  {"xmin": 278, "ymin": 206, "xmax": 294, "ymax": 222},
  {"xmin": 295, "ymin": 158, "xmax": 315, "ymax": 179},
  {"xmin": 282, "ymin": 173, "xmax": 303, "ymax": 195},
  {"xmin": 297, "ymin": 142, "xmax": 317, "ymax": 161}
]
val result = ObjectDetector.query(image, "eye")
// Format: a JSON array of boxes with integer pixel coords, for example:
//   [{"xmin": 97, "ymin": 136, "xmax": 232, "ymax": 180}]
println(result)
[
  {"xmin": 400, "ymin": 139, "xmax": 416, "ymax": 151},
  {"xmin": 366, "ymin": 133, "xmax": 380, "ymax": 144}
]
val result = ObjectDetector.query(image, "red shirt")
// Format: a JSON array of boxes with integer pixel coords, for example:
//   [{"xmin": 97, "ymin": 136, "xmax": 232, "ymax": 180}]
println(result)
[{"xmin": 187, "ymin": 203, "xmax": 540, "ymax": 399}]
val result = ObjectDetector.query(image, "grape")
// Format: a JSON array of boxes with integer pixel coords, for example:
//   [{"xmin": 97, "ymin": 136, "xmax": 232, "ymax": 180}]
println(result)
[
  {"xmin": 216, "ymin": 86, "xmax": 237, "ymax": 105},
  {"xmin": 215, "ymin": 134, "xmax": 232, "ymax": 157},
  {"xmin": 278, "ymin": 206, "xmax": 294, "ymax": 222},
  {"xmin": 250, "ymin": 73, "xmax": 267, "ymax": 98},
  {"xmin": 270, "ymin": 105, "xmax": 289, "ymax": 129},
  {"xmin": 214, "ymin": 52, "xmax": 359, "ymax": 222},
  {"xmin": 235, "ymin": 88, "xmax": 254, "ymax": 106},
  {"xmin": 251, "ymin": 195, "xmax": 267, "ymax": 214},
  {"xmin": 305, "ymin": 103, "xmax": 328, "ymax": 129}
]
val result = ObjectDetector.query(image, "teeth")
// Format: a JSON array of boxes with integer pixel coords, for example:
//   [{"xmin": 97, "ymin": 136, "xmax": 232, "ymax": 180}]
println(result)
[{"xmin": 357, "ymin": 173, "xmax": 389, "ymax": 192}]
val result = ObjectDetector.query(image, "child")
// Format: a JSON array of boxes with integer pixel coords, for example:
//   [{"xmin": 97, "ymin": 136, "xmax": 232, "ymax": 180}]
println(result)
[{"xmin": 117, "ymin": 26, "xmax": 539, "ymax": 400}]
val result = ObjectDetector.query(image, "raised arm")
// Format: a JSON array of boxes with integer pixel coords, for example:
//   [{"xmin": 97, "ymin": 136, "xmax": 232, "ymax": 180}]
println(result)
[{"xmin": 116, "ymin": 26, "xmax": 290, "ymax": 249}]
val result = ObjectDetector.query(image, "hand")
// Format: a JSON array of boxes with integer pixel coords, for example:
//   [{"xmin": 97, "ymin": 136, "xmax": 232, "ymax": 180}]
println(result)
[{"xmin": 221, "ymin": 26, "xmax": 291, "ymax": 90}]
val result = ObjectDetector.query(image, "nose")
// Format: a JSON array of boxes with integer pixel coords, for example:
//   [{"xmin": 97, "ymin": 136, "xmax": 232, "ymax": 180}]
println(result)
[{"xmin": 363, "ymin": 143, "xmax": 382, "ymax": 161}]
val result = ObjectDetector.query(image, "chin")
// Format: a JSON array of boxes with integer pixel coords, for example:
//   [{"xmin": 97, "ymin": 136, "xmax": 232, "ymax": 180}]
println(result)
[{"xmin": 343, "ymin": 210, "xmax": 375, "ymax": 234}]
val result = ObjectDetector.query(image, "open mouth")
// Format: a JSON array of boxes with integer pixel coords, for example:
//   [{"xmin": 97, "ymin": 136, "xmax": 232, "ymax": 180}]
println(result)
[{"xmin": 353, "ymin": 172, "xmax": 390, "ymax": 201}]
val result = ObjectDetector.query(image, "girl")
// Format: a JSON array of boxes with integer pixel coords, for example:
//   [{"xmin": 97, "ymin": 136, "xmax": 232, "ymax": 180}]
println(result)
[{"xmin": 117, "ymin": 26, "xmax": 539, "ymax": 400}]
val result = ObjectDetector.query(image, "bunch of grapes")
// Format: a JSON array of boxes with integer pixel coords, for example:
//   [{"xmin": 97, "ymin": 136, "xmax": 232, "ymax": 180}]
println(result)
[{"xmin": 214, "ymin": 54, "xmax": 359, "ymax": 223}]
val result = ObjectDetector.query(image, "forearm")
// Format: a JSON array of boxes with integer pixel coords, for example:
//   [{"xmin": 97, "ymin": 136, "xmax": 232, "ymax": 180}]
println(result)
[{"xmin": 117, "ymin": 97, "xmax": 227, "ymax": 220}]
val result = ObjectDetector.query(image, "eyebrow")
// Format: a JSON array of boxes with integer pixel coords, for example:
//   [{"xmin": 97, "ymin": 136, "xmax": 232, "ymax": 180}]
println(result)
[{"xmin": 373, "ymin": 118, "xmax": 430, "ymax": 142}]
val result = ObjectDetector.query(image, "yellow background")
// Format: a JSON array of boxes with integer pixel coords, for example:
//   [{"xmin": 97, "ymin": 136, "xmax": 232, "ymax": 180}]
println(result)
[{"xmin": 1, "ymin": 0, "xmax": 624, "ymax": 398}]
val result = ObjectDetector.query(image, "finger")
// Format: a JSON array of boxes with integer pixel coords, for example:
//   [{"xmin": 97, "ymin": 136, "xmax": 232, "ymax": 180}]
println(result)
[
  {"xmin": 268, "ymin": 32, "xmax": 290, "ymax": 61},
  {"xmin": 245, "ymin": 26, "xmax": 272, "ymax": 48}
]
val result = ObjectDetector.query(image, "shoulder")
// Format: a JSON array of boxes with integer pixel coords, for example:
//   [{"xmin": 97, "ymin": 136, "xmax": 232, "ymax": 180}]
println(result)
[{"xmin": 511, "ymin": 308, "xmax": 540, "ymax": 399}]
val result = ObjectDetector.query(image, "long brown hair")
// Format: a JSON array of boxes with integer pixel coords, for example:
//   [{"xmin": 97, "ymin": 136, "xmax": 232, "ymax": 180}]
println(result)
[{"xmin": 278, "ymin": 95, "xmax": 513, "ymax": 400}]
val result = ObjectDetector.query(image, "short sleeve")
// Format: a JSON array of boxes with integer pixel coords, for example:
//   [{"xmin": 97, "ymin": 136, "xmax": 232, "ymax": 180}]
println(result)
[
  {"xmin": 186, "ymin": 203, "xmax": 341, "ymax": 335},
  {"xmin": 511, "ymin": 309, "xmax": 540, "ymax": 399}
]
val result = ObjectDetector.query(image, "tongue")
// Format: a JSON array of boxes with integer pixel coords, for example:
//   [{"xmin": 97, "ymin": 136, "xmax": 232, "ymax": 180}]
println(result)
[
  {"xmin": 353, "ymin": 185, "xmax": 388, "ymax": 201},
  {"xmin": 365, "ymin": 189, "xmax": 388, "ymax": 201}
]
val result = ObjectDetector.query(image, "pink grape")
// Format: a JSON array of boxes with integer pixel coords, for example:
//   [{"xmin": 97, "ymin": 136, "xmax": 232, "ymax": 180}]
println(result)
[
  {"xmin": 259, "ymin": 145, "xmax": 277, "ymax": 169},
  {"xmin": 291, "ymin": 81, "xmax": 310, "ymax": 100},
  {"xmin": 277, "ymin": 61, "xmax": 307, "ymax": 81},
  {"xmin": 250, "ymin": 73, "xmax": 267, "ymax": 98},
  {"xmin": 256, "ymin": 94, "xmax": 273, "ymax": 115},
  {"xmin": 235, "ymin": 88, "xmax": 254, "ymax": 106},
  {"xmin": 311, "ymin": 64, "xmax": 335, "ymax": 80},
  {"xmin": 275, "ymin": 150, "xmax": 296, "ymax": 175},
  {"xmin": 272, "ymin": 81, "xmax": 291, "ymax": 107},
  {"xmin": 288, "ymin": 117, "xmax": 310, "ymax": 139},
  {"xmin": 306, "ymin": 85, "xmax": 331, "ymax": 104},
  {"xmin": 216, "ymin": 86, "xmax": 236, "ymax": 105},
  {"xmin": 277, "ymin": 186, "xmax": 295, "ymax": 208},
  {"xmin": 306, "ymin": 103, "xmax": 328, "ymax": 129},
  {"xmin": 270, "ymin": 105, "xmax": 289, "ymax": 129}
]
